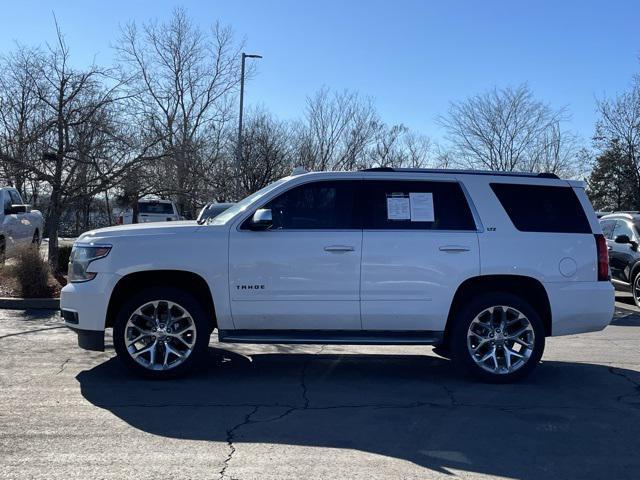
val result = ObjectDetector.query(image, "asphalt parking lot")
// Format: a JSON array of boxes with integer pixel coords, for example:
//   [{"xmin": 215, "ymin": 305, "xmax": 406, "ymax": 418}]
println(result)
[{"xmin": 1, "ymin": 297, "xmax": 640, "ymax": 480}]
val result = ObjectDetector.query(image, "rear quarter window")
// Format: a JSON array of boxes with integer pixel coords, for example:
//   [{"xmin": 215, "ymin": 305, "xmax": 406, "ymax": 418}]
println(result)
[{"xmin": 490, "ymin": 183, "xmax": 591, "ymax": 234}]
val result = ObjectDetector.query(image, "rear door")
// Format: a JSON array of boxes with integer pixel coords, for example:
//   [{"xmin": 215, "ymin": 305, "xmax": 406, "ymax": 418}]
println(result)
[
  {"xmin": 228, "ymin": 179, "xmax": 363, "ymax": 330},
  {"xmin": 360, "ymin": 178, "xmax": 480, "ymax": 331}
]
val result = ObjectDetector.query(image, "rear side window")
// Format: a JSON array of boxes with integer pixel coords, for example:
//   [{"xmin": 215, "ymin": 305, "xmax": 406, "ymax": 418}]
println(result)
[
  {"xmin": 363, "ymin": 180, "xmax": 476, "ymax": 230},
  {"xmin": 490, "ymin": 183, "xmax": 590, "ymax": 233}
]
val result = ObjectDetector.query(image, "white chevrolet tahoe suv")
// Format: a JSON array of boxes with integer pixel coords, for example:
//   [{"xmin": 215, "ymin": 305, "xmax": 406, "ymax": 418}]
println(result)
[{"xmin": 61, "ymin": 168, "xmax": 614, "ymax": 382}]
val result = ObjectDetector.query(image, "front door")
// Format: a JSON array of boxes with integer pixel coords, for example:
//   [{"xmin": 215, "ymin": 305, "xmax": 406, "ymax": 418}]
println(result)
[
  {"xmin": 360, "ymin": 179, "xmax": 480, "ymax": 331},
  {"xmin": 229, "ymin": 179, "xmax": 363, "ymax": 330},
  {"xmin": 609, "ymin": 220, "xmax": 638, "ymax": 283}
]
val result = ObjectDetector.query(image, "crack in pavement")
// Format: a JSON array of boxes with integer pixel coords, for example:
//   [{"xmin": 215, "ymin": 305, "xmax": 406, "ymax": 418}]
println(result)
[
  {"xmin": 219, "ymin": 405, "xmax": 260, "ymax": 480},
  {"xmin": 608, "ymin": 366, "xmax": 640, "ymax": 405},
  {"xmin": 217, "ymin": 345, "xmax": 328, "ymax": 480},
  {"xmin": 56, "ymin": 358, "xmax": 71, "ymax": 375},
  {"xmin": 0, "ymin": 325, "xmax": 66, "ymax": 340}
]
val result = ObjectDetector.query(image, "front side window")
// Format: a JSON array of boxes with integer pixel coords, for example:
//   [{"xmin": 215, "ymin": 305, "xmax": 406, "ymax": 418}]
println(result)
[
  {"xmin": 2, "ymin": 192, "xmax": 11, "ymax": 211},
  {"xmin": 9, "ymin": 190, "xmax": 22, "ymax": 205},
  {"xmin": 362, "ymin": 180, "xmax": 476, "ymax": 230},
  {"xmin": 613, "ymin": 220, "xmax": 635, "ymax": 241},
  {"xmin": 258, "ymin": 180, "xmax": 360, "ymax": 230}
]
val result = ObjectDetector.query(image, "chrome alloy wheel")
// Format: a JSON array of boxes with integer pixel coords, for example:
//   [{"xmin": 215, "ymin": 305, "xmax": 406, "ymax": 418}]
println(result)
[
  {"xmin": 466, "ymin": 305, "xmax": 535, "ymax": 375},
  {"xmin": 124, "ymin": 300, "xmax": 197, "ymax": 371}
]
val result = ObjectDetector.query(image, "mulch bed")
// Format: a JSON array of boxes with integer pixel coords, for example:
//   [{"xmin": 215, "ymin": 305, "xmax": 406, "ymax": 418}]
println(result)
[{"xmin": 0, "ymin": 267, "xmax": 64, "ymax": 298}]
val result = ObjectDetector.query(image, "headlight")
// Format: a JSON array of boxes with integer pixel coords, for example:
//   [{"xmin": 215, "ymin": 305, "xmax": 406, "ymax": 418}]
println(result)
[{"xmin": 68, "ymin": 245, "xmax": 112, "ymax": 283}]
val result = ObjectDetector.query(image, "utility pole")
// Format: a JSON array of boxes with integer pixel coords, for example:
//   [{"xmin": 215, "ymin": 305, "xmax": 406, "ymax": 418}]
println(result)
[{"xmin": 236, "ymin": 52, "xmax": 262, "ymax": 190}]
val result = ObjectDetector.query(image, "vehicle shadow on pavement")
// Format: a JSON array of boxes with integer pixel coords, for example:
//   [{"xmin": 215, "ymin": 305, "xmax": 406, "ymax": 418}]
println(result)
[{"xmin": 77, "ymin": 348, "xmax": 640, "ymax": 479}]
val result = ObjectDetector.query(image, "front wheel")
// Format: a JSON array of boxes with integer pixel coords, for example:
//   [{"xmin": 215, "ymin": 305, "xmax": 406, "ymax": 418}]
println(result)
[
  {"xmin": 113, "ymin": 287, "xmax": 211, "ymax": 379},
  {"xmin": 631, "ymin": 273, "xmax": 640, "ymax": 308},
  {"xmin": 450, "ymin": 293, "xmax": 545, "ymax": 383}
]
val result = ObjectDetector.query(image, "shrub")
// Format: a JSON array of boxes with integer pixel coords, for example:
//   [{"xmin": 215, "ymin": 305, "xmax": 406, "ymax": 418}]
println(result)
[
  {"xmin": 11, "ymin": 246, "xmax": 55, "ymax": 298},
  {"xmin": 57, "ymin": 244, "xmax": 73, "ymax": 274}
]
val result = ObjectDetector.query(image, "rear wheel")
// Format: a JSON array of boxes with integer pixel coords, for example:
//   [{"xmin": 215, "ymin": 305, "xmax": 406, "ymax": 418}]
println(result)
[
  {"xmin": 113, "ymin": 287, "xmax": 211, "ymax": 379},
  {"xmin": 451, "ymin": 293, "xmax": 545, "ymax": 383}
]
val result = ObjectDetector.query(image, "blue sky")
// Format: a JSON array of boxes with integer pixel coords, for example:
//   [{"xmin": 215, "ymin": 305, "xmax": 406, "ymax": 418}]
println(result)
[{"xmin": 2, "ymin": 0, "xmax": 639, "ymax": 144}]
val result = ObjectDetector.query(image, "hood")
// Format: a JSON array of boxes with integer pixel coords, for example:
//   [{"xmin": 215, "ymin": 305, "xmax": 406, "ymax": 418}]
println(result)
[{"xmin": 77, "ymin": 221, "xmax": 201, "ymax": 243}]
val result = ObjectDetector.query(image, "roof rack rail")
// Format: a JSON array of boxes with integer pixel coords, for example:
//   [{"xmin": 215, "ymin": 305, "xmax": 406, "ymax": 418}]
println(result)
[{"xmin": 359, "ymin": 167, "xmax": 559, "ymax": 179}]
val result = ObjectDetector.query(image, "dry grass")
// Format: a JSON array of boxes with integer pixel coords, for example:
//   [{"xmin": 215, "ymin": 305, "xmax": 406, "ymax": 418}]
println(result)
[{"xmin": 0, "ymin": 246, "xmax": 62, "ymax": 298}]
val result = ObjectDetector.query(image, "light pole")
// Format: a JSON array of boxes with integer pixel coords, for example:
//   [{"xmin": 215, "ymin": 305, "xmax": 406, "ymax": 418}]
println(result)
[{"xmin": 237, "ymin": 52, "xmax": 262, "ymax": 180}]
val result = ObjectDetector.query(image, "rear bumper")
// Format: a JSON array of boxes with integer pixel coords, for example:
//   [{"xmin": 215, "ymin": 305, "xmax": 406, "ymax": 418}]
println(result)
[{"xmin": 545, "ymin": 281, "xmax": 615, "ymax": 336}]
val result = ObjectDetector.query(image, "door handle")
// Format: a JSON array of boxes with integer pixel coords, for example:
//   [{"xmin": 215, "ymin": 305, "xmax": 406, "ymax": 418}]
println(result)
[
  {"xmin": 439, "ymin": 245, "xmax": 470, "ymax": 253},
  {"xmin": 324, "ymin": 245, "xmax": 354, "ymax": 253}
]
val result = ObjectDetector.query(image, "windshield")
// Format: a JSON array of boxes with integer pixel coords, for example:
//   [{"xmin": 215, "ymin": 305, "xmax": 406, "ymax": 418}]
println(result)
[
  {"xmin": 209, "ymin": 178, "xmax": 289, "ymax": 225},
  {"xmin": 139, "ymin": 202, "xmax": 175, "ymax": 215}
]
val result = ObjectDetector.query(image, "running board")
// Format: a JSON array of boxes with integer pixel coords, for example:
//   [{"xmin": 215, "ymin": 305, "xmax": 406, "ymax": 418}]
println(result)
[
  {"xmin": 611, "ymin": 278, "xmax": 631, "ymax": 292},
  {"xmin": 218, "ymin": 329, "xmax": 444, "ymax": 345}
]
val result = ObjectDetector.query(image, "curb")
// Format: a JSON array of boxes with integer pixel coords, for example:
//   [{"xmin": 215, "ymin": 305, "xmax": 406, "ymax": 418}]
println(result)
[{"xmin": 0, "ymin": 297, "xmax": 60, "ymax": 310}]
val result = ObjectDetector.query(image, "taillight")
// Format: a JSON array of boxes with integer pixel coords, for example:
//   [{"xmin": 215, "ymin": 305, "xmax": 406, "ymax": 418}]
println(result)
[
  {"xmin": 116, "ymin": 216, "xmax": 123, "ymax": 225},
  {"xmin": 595, "ymin": 234, "xmax": 609, "ymax": 281}
]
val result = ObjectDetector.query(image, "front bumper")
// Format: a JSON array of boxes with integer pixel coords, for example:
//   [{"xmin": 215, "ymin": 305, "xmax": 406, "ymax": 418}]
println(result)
[
  {"xmin": 60, "ymin": 272, "xmax": 120, "ymax": 351},
  {"xmin": 65, "ymin": 325, "xmax": 105, "ymax": 351}
]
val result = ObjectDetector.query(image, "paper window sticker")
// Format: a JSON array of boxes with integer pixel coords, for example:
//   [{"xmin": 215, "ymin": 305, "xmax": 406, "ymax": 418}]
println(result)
[
  {"xmin": 409, "ymin": 192, "xmax": 434, "ymax": 222},
  {"xmin": 386, "ymin": 196, "xmax": 410, "ymax": 220}
]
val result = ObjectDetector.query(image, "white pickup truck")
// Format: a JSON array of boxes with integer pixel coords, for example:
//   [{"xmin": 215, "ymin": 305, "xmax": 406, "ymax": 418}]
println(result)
[
  {"xmin": 60, "ymin": 168, "xmax": 614, "ymax": 382},
  {"xmin": 0, "ymin": 186, "xmax": 43, "ymax": 262}
]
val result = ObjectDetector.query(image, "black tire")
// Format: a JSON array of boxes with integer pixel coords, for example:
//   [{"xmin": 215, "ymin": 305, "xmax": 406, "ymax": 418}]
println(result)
[
  {"xmin": 450, "ymin": 292, "xmax": 545, "ymax": 383},
  {"xmin": 0, "ymin": 237, "xmax": 5, "ymax": 265},
  {"xmin": 631, "ymin": 272, "xmax": 640, "ymax": 308},
  {"xmin": 32, "ymin": 229, "xmax": 40, "ymax": 245},
  {"xmin": 113, "ymin": 287, "xmax": 211, "ymax": 379}
]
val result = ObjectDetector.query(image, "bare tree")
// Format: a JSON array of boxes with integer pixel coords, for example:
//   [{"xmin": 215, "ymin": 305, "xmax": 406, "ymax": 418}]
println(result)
[
  {"xmin": 295, "ymin": 87, "xmax": 380, "ymax": 171},
  {"xmin": 0, "ymin": 46, "xmax": 43, "ymax": 197},
  {"xmin": 593, "ymin": 77, "xmax": 640, "ymax": 201},
  {"xmin": 115, "ymin": 7, "xmax": 242, "ymax": 217},
  {"xmin": 438, "ymin": 84, "xmax": 574, "ymax": 173},
  {"xmin": 1, "ymin": 21, "xmax": 160, "ymax": 266}
]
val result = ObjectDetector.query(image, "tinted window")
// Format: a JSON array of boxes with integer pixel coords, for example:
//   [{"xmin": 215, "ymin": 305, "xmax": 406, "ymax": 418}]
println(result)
[
  {"xmin": 613, "ymin": 220, "xmax": 635, "ymax": 240},
  {"xmin": 139, "ymin": 202, "xmax": 175, "ymax": 215},
  {"xmin": 490, "ymin": 183, "xmax": 591, "ymax": 233},
  {"xmin": 600, "ymin": 220, "xmax": 616, "ymax": 239},
  {"xmin": 9, "ymin": 190, "xmax": 22, "ymax": 204},
  {"xmin": 261, "ymin": 180, "xmax": 360, "ymax": 230},
  {"xmin": 2, "ymin": 192, "xmax": 11, "ymax": 211},
  {"xmin": 363, "ymin": 180, "xmax": 476, "ymax": 230}
]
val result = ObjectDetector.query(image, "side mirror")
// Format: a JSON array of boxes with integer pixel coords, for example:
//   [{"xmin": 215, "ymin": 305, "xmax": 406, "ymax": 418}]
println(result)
[
  {"xmin": 614, "ymin": 234, "xmax": 638, "ymax": 249},
  {"xmin": 249, "ymin": 208, "xmax": 273, "ymax": 231},
  {"xmin": 615, "ymin": 234, "xmax": 632, "ymax": 244},
  {"xmin": 5, "ymin": 204, "xmax": 28, "ymax": 215}
]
